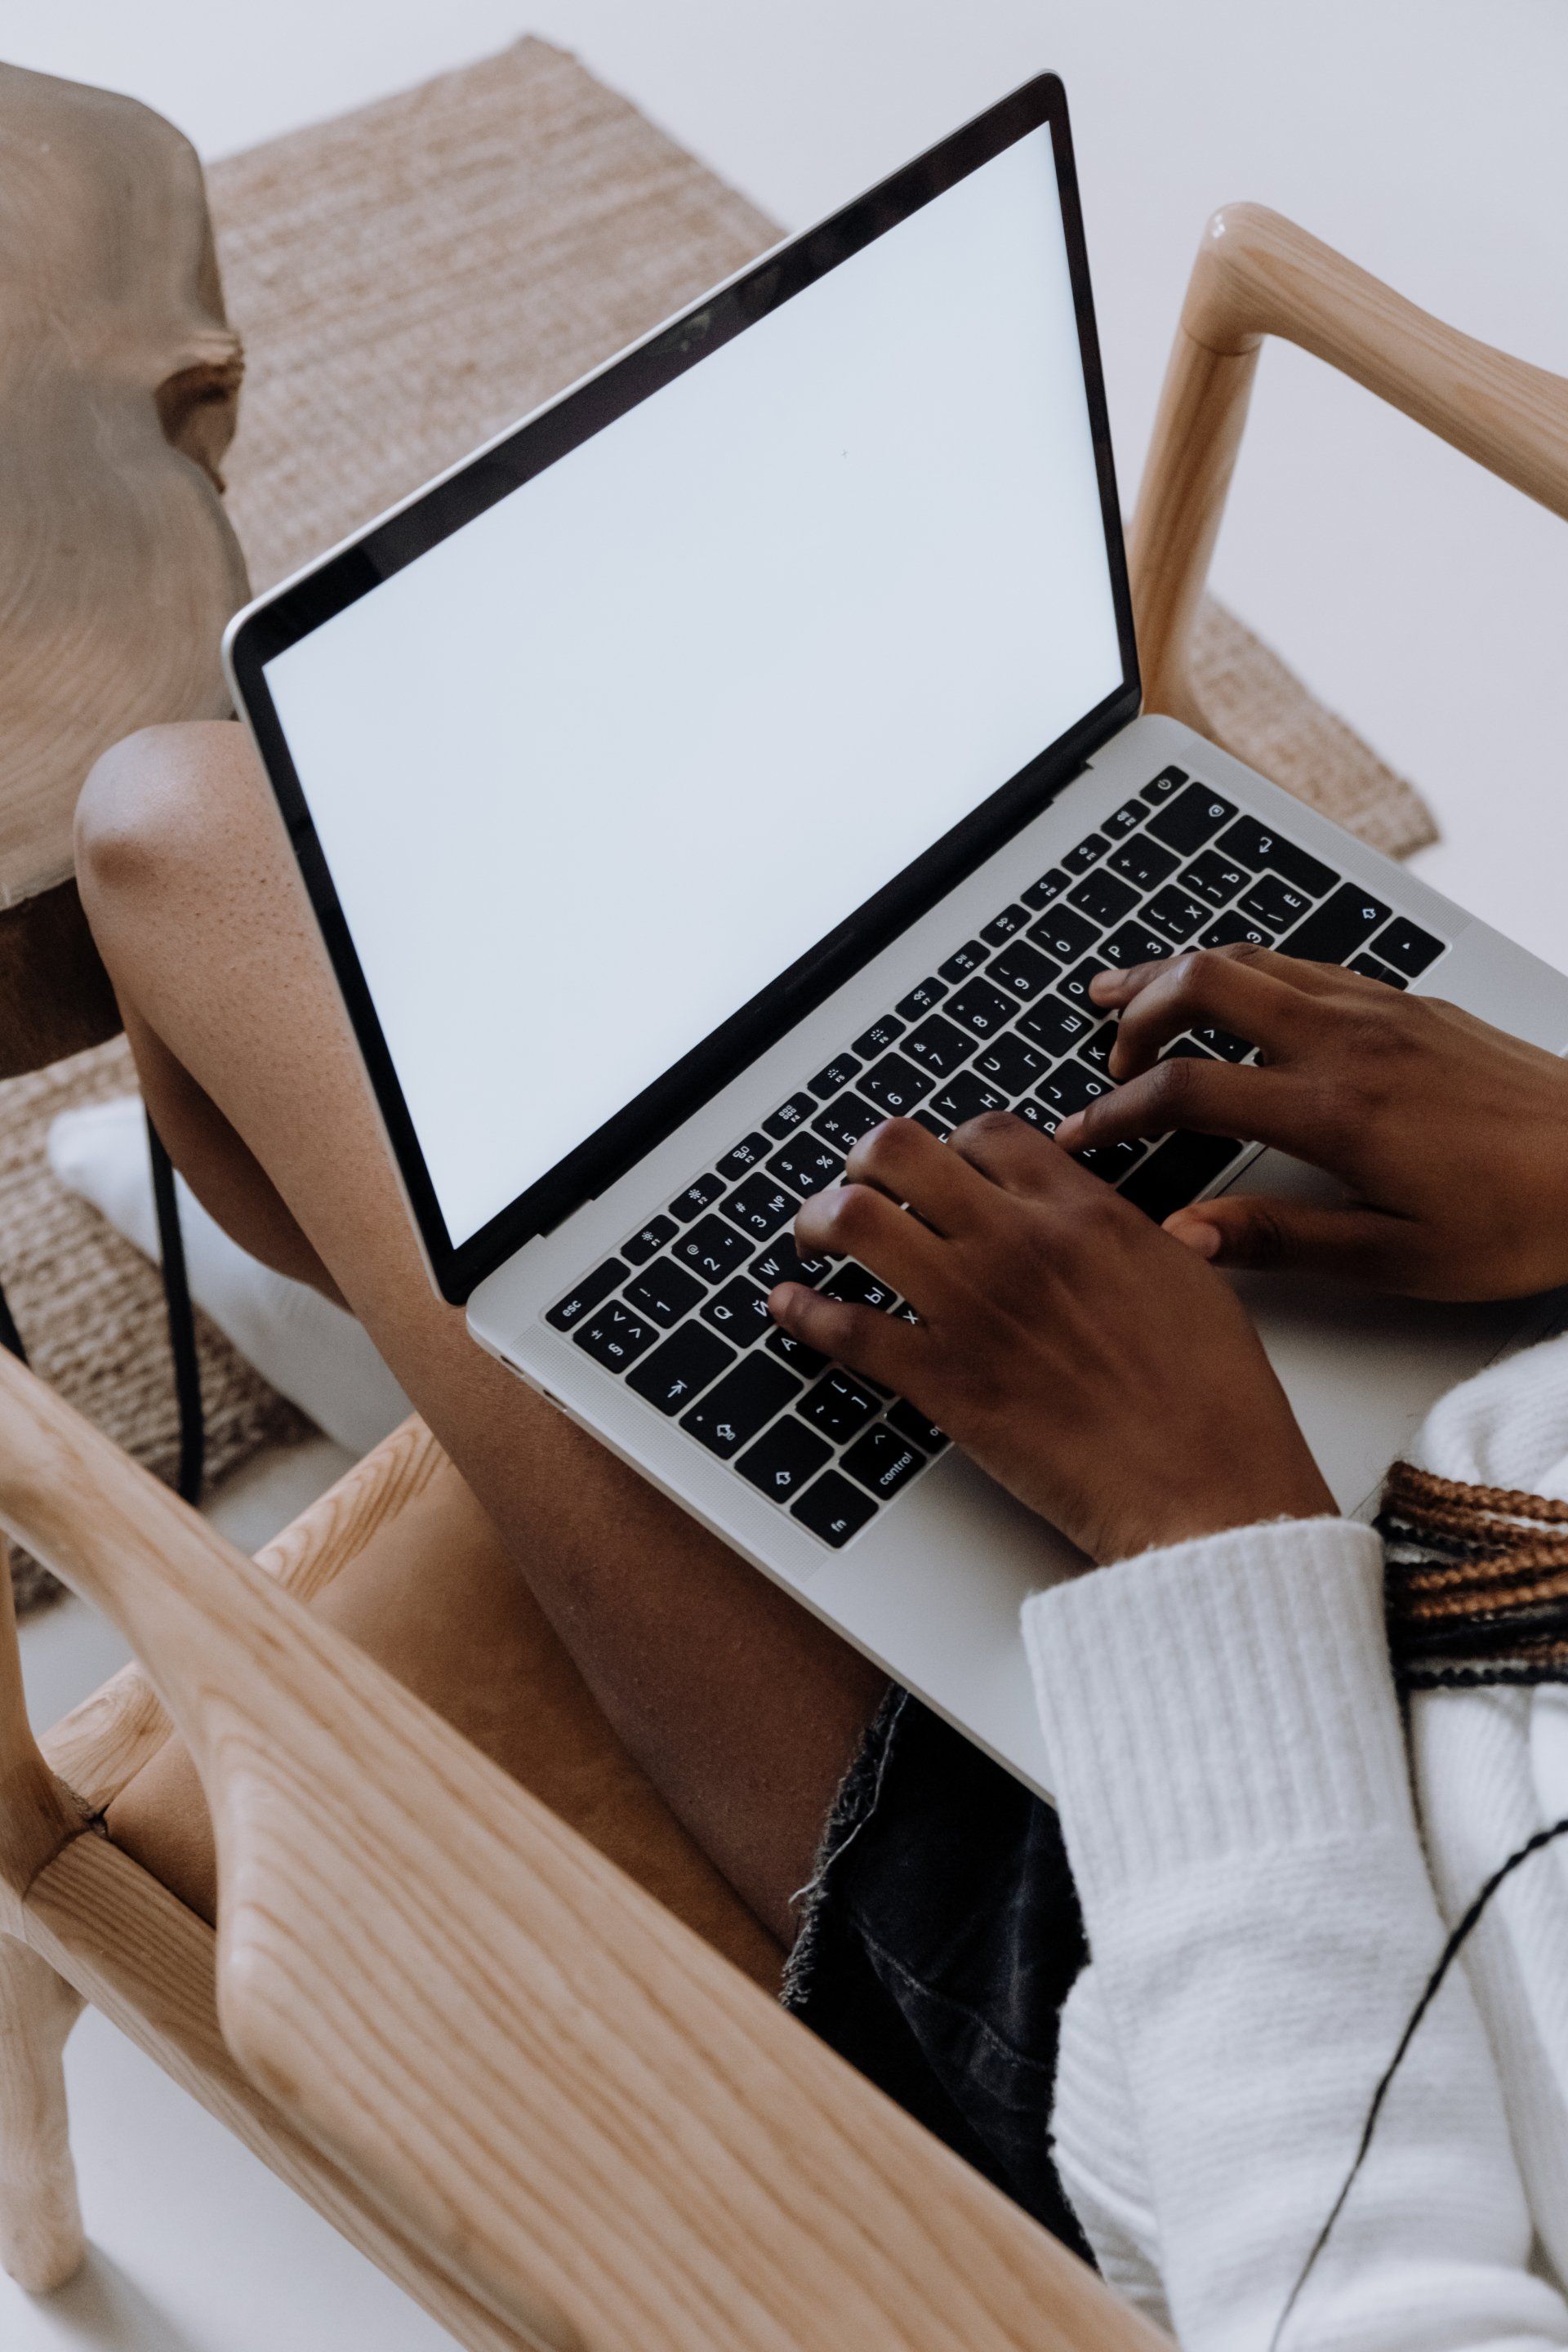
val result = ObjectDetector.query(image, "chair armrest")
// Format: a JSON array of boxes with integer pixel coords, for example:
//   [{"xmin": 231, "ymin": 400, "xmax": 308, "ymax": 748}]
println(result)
[
  {"xmin": 0, "ymin": 1350, "xmax": 1167, "ymax": 2351},
  {"xmin": 1131, "ymin": 201, "xmax": 1568, "ymax": 733},
  {"xmin": 41, "ymin": 1414, "xmax": 443, "ymax": 1813}
]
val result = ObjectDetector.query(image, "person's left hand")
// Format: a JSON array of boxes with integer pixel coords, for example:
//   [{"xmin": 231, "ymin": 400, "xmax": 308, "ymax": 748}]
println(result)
[{"xmin": 770, "ymin": 1113, "xmax": 1334, "ymax": 1565}]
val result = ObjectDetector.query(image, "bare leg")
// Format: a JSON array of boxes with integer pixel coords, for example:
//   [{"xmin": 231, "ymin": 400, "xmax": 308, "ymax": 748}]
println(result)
[{"xmin": 77, "ymin": 724, "xmax": 883, "ymax": 1945}]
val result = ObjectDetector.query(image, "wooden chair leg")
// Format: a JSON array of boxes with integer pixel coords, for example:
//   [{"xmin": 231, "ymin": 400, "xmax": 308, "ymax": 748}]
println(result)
[{"xmin": 0, "ymin": 1931, "xmax": 85, "ymax": 2292}]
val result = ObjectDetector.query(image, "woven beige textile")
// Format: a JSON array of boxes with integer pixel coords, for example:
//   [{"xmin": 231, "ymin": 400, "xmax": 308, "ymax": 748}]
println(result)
[{"xmin": 3, "ymin": 36, "xmax": 1433, "ymax": 1612}]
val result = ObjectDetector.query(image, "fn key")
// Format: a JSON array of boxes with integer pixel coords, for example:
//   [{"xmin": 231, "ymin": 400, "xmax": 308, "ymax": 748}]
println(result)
[{"xmin": 791, "ymin": 1470, "xmax": 878, "ymax": 1548}]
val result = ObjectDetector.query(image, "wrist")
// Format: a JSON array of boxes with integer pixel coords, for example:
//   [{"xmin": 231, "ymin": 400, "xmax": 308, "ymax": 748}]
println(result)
[{"xmin": 1094, "ymin": 1475, "xmax": 1337, "ymax": 1567}]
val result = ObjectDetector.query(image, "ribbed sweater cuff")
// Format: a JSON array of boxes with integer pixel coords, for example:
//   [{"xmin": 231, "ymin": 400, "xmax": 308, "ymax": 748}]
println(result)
[{"xmin": 1022, "ymin": 1518, "xmax": 1409, "ymax": 1909}]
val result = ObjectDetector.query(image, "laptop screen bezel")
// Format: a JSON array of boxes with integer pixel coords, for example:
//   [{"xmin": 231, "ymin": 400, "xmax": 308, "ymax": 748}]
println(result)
[{"xmin": 226, "ymin": 72, "xmax": 1139, "ymax": 1304}]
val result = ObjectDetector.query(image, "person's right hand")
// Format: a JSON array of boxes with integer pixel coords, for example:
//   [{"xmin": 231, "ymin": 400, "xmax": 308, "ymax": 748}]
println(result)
[{"xmin": 1054, "ymin": 945, "xmax": 1568, "ymax": 1302}]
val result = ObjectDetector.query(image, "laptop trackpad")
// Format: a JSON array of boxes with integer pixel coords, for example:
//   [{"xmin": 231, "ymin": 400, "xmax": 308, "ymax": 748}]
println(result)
[{"xmin": 1225, "ymin": 1149, "xmax": 1557, "ymax": 1518}]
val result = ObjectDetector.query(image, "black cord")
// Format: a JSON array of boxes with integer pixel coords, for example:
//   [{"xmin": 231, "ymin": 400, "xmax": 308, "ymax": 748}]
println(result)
[
  {"xmin": 1267, "ymin": 1812, "xmax": 1568, "ymax": 2351},
  {"xmin": 146, "ymin": 1116, "xmax": 205, "ymax": 1505},
  {"xmin": 0, "ymin": 1274, "xmax": 25, "ymax": 1365}
]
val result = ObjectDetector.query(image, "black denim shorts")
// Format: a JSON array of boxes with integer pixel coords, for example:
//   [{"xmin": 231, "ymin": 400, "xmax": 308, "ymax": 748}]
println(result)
[{"xmin": 783, "ymin": 1685, "xmax": 1091, "ymax": 2258}]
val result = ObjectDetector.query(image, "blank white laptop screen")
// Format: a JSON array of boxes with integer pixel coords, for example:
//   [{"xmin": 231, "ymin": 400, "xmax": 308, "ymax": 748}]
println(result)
[{"xmin": 262, "ymin": 120, "xmax": 1124, "ymax": 1250}]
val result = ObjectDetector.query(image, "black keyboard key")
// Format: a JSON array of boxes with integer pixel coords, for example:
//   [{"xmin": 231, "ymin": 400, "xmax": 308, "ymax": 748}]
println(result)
[
  {"xmin": 1067, "ymin": 869, "xmax": 1140, "ymax": 927},
  {"xmin": 1147, "ymin": 783, "xmax": 1237, "ymax": 856},
  {"xmin": 546, "ymin": 1258, "xmax": 626, "ymax": 1332},
  {"xmin": 671, "ymin": 1214, "xmax": 753, "ymax": 1285},
  {"xmin": 973, "ymin": 1034, "xmax": 1050, "ymax": 1094},
  {"xmin": 988, "ymin": 942, "xmax": 1062, "ymax": 1004},
  {"xmin": 791, "ymin": 1471, "xmax": 879, "ymax": 1548},
  {"xmin": 980, "ymin": 904, "xmax": 1030, "ymax": 946},
  {"xmin": 700, "ymin": 1276, "xmax": 774, "ymax": 1347},
  {"xmin": 1120, "ymin": 1131, "xmax": 1246, "ymax": 1220},
  {"xmin": 852, "ymin": 1015, "xmax": 906, "ymax": 1058},
  {"xmin": 766, "ymin": 1326, "xmax": 830, "ymax": 1380},
  {"xmin": 1076, "ymin": 1022, "xmax": 1118, "ymax": 1076},
  {"xmin": 628, "ymin": 1322, "xmax": 737, "ymax": 1415},
  {"xmin": 1076, "ymin": 1138, "xmax": 1147, "ymax": 1183},
  {"xmin": 1163, "ymin": 1038, "xmax": 1218, "ymax": 1060},
  {"xmin": 1181, "ymin": 849, "xmax": 1249, "ymax": 909},
  {"xmin": 671, "ymin": 1173, "xmax": 725, "ymax": 1222},
  {"xmin": 813, "ymin": 1090, "xmax": 884, "ymax": 1151},
  {"xmin": 929, "ymin": 1071, "xmax": 1010, "ymax": 1126},
  {"xmin": 623, "ymin": 1257, "xmax": 706, "ymax": 1328},
  {"xmin": 1103, "ymin": 796, "xmax": 1144, "ymax": 840},
  {"xmin": 822, "ymin": 1263, "xmax": 899, "ymax": 1312},
  {"xmin": 1238, "ymin": 875, "xmax": 1311, "ymax": 932},
  {"xmin": 860, "ymin": 1051, "xmax": 934, "ymax": 1115},
  {"xmin": 1192, "ymin": 1022, "xmax": 1253, "ymax": 1060},
  {"xmin": 1144, "ymin": 885, "xmax": 1210, "ymax": 943},
  {"xmin": 768, "ymin": 1135, "xmax": 845, "ymax": 1197},
  {"xmin": 912, "ymin": 1109, "xmax": 951, "ymax": 1138},
  {"xmin": 886, "ymin": 1398, "xmax": 947, "ymax": 1454},
  {"xmin": 1106, "ymin": 833, "xmax": 1180, "ymax": 893},
  {"xmin": 680, "ymin": 1353, "xmax": 803, "ymax": 1458},
  {"xmin": 1017, "ymin": 998, "xmax": 1095, "ymax": 1055},
  {"xmin": 902, "ymin": 1013, "xmax": 973, "ymax": 1080},
  {"xmin": 1021, "ymin": 869, "xmax": 1071, "ymax": 911},
  {"xmin": 621, "ymin": 1218, "xmax": 676, "ymax": 1269},
  {"xmin": 1370, "ymin": 917, "xmax": 1444, "ymax": 978},
  {"xmin": 1057, "ymin": 957, "xmax": 1108, "ymax": 1004},
  {"xmin": 1028, "ymin": 906, "xmax": 1100, "ymax": 964},
  {"xmin": 1349, "ymin": 953, "xmax": 1408, "ymax": 990},
  {"xmin": 1060, "ymin": 832, "xmax": 1109, "ymax": 876},
  {"xmin": 1142, "ymin": 764, "xmax": 1187, "ymax": 804},
  {"xmin": 715, "ymin": 1134, "xmax": 771, "ymax": 1185},
  {"xmin": 1200, "ymin": 911, "xmax": 1273, "ymax": 951},
  {"xmin": 947, "ymin": 977, "xmax": 1019, "ymax": 1039},
  {"xmin": 573, "ymin": 1301, "xmax": 658, "ymax": 1373},
  {"xmin": 896, "ymin": 977, "xmax": 947, "ymax": 1021},
  {"xmin": 1038, "ymin": 1060, "xmax": 1114, "ymax": 1116},
  {"xmin": 1012, "ymin": 1098, "xmax": 1060, "ymax": 1133},
  {"xmin": 737, "ymin": 1417, "xmax": 834, "ymax": 1504},
  {"xmin": 800, "ymin": 1370, "xmax": 882, "ymax": 1445},
  {"xmin": 841, "ymin": 1424, "xmax": 926, "ymax": 1501},
  {"xmin": 1281, "ymin": 884, "xmax": 1392, "ymax": 964},
  {"xmin": 721, "ymin": 1170, "xmax": 800, "ymax": 1240},
  {"xmin": 1099, "ymin": 923, "xmax": 1175, "ymax": 970},
  {"xmin": 808, "ymin": 1057, "xmax": 862, "ymax": 1102},
  {"xmin": 938, "ymin": 939, "xmax": 987, "ymax": 983},
  {"xmin": 764, "ymin": 1092, "xmax": 817, "ymax": 1141},
  {"xmin": 751, "ymin": 1235, "xmax": 829, "ymax": 1290},
  {"xmin": 1218, "ymin": 817, "xmax": 1337, "ymax": 899}
]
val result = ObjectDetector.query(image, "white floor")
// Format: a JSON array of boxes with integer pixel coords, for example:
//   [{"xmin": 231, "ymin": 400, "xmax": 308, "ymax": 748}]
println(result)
[{"xmin": 4, "ymin": 3, "xmax": 1568, "ymax": 2344}]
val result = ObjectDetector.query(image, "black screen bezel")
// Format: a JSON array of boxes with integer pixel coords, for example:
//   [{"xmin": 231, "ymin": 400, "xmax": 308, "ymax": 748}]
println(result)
[{"xmin": 226, "ymin": 73, "xmax": 1139, "ymax": 1303}]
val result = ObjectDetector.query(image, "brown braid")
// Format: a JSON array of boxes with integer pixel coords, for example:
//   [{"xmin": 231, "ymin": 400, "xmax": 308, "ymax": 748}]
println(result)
[{"xmin": 1379, "ymin": 1460, "xmax": 1568, "ymax": 1689}]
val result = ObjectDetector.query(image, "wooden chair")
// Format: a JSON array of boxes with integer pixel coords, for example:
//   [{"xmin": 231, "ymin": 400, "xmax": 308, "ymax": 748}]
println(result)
[{"xmin": 0, "ymin": 203, "xmax": 1564, "ymax": 2350}]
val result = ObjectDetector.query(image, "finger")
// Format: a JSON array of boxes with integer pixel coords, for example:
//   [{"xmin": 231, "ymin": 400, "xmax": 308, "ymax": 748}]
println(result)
[
  {"xmin": 1055, "ymin": 1053, "xmax": 1334, "ymax": 1158},
  {"xmin": 943, "ymin": 1109, "xmax": 1095, "ymax": 1202},
  {"xmin": 1089, "ymin": 947, "xmax": 1331, "ymax": 1079},
  {"xmin": 768, "ymin": 1281, "xmax": 922, "ymax": 1391},
  {"xmin": 1164, "ymin": 1195, "xmax": 1419, "ymax": 1285},
  {"xmin": 793, "ymin": 1169, "xmax": 950, "ymax": 1303},
  {"xmin": 842, "ymin": 1116, "xmax": 993, "ymax": 1237}
]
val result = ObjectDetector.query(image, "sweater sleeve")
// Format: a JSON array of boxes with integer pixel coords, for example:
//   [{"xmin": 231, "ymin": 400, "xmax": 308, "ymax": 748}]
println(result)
[{"xmin": 1025, "ymin": 1518, "xmax": 1568, "ymax": 2352}]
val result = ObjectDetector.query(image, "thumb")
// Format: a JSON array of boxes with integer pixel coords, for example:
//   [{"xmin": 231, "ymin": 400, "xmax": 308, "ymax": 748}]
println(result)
[{"xmin": 1164, "ymin": 1194, "xmax": 1410, "ymax": 1284}]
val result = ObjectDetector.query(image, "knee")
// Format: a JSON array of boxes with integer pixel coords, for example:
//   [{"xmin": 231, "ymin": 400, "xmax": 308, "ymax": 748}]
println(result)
[{"xmin": 75, "ymin": 720, "xmax": 240, "ymax": 931}]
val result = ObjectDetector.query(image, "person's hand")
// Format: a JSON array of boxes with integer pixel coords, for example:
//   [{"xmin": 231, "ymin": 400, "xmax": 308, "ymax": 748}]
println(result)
[
  {"xmin": 770, "ymin": 1114, "xmax": 1333, "ymax": 1565},
  {"xmin": 1055, "ymin": 946, "xmax": 1568, "ymax": 1302}
]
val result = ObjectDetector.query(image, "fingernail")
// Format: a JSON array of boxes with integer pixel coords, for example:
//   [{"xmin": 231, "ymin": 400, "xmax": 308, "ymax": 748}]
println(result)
[
  {"xmin": 1169, "ymin": 1216, "xmax": 1220, "ymax": 1259},
  {"xmin": 1055, "ymin": 1113, "xmax": 1082, "ymax": 1147}
]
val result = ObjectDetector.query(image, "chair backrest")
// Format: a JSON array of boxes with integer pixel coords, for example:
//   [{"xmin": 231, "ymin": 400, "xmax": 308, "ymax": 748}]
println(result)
[{"xmin": 0, "ymin": 1349, "xmax": 1165, "ymax": 2352}]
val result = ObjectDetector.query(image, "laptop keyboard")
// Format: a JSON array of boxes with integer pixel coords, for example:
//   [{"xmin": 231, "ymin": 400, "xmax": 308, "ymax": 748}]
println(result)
[{"xmin": 546, "ymin": 764, "xmax": 1447, "ymax": 1550}]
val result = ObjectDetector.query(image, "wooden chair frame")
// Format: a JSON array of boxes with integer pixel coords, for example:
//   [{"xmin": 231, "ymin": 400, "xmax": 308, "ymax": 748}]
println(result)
[{"xmin": 0, "ymin": 203, "xmax": 1563, "ymax": 2350}]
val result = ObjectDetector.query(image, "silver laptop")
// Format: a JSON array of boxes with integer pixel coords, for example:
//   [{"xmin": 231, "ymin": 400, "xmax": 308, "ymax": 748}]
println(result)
[{"xmin": 225, "ymin": 76, "xmax": 1568, "ymax": 1799}]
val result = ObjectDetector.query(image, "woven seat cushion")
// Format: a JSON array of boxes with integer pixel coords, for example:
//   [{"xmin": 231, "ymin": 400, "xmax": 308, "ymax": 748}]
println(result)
[{"xmin": 2, "ymin": 37, "xmax": 1434, "ymax": 1613}]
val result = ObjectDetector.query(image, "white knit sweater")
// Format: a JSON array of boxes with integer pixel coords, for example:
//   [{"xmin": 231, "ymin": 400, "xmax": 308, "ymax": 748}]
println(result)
[{"xmin": 1025, "ymin": 1328, "xmax": 1568, "ymax": 2350}]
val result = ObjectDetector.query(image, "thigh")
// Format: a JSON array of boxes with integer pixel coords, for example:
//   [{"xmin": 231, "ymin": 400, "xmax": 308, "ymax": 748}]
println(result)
[{"xmin": 78, "ymin": 722, "xmax": 884, "ymax": 1941}]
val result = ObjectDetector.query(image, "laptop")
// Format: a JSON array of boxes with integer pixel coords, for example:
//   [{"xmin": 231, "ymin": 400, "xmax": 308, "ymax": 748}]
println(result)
[{"xmin": 225, "ymin": 75, "xmax": 1568, "ymax": 1798}]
